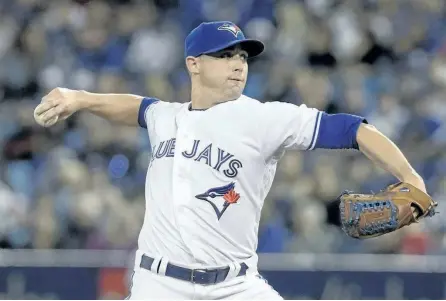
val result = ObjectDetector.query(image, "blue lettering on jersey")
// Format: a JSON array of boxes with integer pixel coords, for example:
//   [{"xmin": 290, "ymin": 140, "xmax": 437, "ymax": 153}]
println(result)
[
  {"xmin": 154, "ymin": 140, "xmax": 169, "ymax": 158},
  {"xmin": 195, "ymin": 143, "xmax": 212, "ymax": 165},
  {"xmin": 151, "ymin": 138, "xmax": 243, "ymax": 178}
]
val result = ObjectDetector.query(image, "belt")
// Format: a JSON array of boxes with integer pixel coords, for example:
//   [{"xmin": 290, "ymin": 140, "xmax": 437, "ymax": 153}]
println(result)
[{"xmin": 140, "ymin": 255, "xmax": 249, "ymax": 285}]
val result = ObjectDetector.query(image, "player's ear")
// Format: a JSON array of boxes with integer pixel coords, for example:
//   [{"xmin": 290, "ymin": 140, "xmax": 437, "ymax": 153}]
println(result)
[{"xmin": 186, "ymin": 56, "xmax": 200, "ymax": 75}]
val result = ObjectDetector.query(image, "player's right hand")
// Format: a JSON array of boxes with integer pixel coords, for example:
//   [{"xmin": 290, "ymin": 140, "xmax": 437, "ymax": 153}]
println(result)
[{"xmin": 34, "ymin": 87, "xmax": 79, "ymax": 127}]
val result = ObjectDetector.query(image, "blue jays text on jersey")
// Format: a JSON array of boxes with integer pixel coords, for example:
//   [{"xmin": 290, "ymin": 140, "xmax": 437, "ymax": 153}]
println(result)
[{"xmin": 151, "ymin": 138, "xmax": 243, "ymax": 178}]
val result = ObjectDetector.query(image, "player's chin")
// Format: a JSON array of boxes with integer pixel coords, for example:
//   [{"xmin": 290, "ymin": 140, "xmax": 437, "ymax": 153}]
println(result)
[
  {"xmin": 224, "ymin": 91, "xmax": 242, "ymax": 101},
  {"xmin": 225, "ymin": 86, "xmax": 244, "ymax": 100}
]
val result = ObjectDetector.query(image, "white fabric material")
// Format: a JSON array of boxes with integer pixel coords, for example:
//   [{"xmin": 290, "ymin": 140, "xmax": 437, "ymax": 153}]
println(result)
[
  {"xmin": 131, "ymin": 95, "xmax": 321, "ymax": 299},
  {"xmin": 138, "ymin": 95, "xmax": 320, "ymax": 268}
]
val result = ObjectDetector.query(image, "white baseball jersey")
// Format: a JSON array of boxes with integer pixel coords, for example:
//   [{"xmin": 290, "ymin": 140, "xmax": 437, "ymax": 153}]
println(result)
[{"xmin": 137, "ymin": 94, "xmax": 321, "ymax": 269}]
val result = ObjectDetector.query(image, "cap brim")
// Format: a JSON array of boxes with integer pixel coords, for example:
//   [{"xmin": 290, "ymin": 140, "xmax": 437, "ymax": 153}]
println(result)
[{"xmin": 202, "ymin": 39, "xmax": 265, "ymax": 58}]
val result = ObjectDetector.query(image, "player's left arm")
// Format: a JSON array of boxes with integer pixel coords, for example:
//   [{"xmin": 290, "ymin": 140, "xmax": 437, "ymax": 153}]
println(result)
[
  {"xmin": 313, "ymin": 113, "xmax": 426, "ymax": 193},
  {"xmin": 260, "ymin": 102, "xmax": 426, "ymax": 193},
  {"xmin": 263, "ymin": 104, "xmax": 436, "ymax": 236},
  {"xmin": 318, "ymin": 115, "xmax": 438, "ymax": 237},
  {"xmin": 355, "ymin": 123, "xmax": 426, "ymax": 192}
]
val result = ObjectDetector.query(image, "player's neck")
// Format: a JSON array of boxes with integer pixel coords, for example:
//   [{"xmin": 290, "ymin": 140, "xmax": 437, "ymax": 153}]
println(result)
[{"xmin": 190, "ymin": 84, "xmax": 229, "ymax": 110}]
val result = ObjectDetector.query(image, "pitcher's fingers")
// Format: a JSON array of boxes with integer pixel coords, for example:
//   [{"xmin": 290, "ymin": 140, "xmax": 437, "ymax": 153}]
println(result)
[
  {"xmin": 34, "ymin": 100, "xmax": 57, "ymax": 115},
  {"xmin": 41, "ymin": 105, "xmax": 61, "ymax": 122}
]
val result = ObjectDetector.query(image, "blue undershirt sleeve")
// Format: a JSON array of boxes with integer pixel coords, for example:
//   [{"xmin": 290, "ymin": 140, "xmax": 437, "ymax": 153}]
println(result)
[
  {"xmin": 313, "ymin": 113, "xmax": 368, "ymax": 150},
  {"xmin": 138, "ymin": 98, "xmax": 159, "ymax": 128}
]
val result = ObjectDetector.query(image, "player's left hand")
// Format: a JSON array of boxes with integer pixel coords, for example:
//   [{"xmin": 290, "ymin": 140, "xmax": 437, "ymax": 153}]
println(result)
[{"xmin": 338, "ymin": 182, "xmax": 438, "ymax": 239}]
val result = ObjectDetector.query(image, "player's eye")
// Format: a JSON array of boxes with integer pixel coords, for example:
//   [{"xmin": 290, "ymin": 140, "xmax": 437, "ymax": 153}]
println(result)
[
  {"xmin": 219, "ymin": 52, "xmax": 233, "ymax": 59},
  {"xmin": 213, "ymin": 50, "xmax": 248, "ymax": 61}
]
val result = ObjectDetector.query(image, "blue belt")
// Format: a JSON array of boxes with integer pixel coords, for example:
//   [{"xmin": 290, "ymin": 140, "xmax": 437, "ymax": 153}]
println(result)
[{"xmin": 140, "ymin": 255, "xmax": 249, "ymax": 285}]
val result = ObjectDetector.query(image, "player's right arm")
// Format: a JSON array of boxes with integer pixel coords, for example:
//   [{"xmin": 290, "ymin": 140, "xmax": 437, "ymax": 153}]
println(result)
[{"xmin": 34, "ymin": 87, "xmax": 158, "ymax": 128}]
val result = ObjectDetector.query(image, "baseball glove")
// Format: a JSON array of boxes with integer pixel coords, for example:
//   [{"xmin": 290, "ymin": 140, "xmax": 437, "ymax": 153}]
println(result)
[{"xmin": 339, "ymin": 182, "xmax": 438, "ymax": 239}]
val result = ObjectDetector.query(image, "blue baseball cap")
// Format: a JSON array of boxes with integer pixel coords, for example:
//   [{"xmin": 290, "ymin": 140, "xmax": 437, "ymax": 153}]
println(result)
[{"xmin": 184, "ymin": 21, "xmax": 265, "ymax": 59}]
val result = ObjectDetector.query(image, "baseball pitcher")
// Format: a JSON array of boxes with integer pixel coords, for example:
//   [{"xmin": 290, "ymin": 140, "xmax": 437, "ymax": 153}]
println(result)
[{"xmin": 34, "ymin": 21, "xmax": 437, "ymax": 300}]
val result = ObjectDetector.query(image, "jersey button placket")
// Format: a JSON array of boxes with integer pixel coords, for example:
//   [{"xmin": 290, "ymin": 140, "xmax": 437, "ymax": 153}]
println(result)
[{"xmin": 172, "ymin": 115, "xmax": 198, "ymax": 255}]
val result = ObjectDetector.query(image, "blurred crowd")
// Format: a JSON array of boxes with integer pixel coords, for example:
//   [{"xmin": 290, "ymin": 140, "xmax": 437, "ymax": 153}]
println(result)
[{"xmin": 0, "ymin": 0, "xmax": 445, "ymax": 255}]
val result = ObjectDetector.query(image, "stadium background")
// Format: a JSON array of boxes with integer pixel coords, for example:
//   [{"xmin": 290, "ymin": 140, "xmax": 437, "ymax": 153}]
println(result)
[{"xmin": 0, "ymin": 0, "xmax": 445, "ymax": 299}]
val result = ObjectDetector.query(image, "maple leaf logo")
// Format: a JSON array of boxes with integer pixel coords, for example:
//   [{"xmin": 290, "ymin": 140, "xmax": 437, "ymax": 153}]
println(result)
[{"xmin": 223, "ymin": 189, "xmax": 240, "ymax": 204}]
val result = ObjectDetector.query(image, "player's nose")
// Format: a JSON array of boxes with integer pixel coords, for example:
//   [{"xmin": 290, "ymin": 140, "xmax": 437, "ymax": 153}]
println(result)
[{"xmin": 231, "ymin": 59, "xmax": 244, "ymax": 73}]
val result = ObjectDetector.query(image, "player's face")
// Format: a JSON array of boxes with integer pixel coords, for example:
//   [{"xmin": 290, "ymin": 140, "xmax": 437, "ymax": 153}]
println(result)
[{"xmin": 199, "ymin": 45, "xmax": 248, "ymax": 100}]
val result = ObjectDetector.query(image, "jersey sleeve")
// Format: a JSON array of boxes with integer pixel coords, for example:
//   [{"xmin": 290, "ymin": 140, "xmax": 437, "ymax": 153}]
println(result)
[
  {"xmin": 138, "ymin": 97, "xmax": 160, "ymax": 129},
  {"xmin": 260, "ymin": 102, "xmax": 321, "ymax": 159},
  {"xmin": 260, "ymin": 101, "xmax": 367, "ymax": 160}
]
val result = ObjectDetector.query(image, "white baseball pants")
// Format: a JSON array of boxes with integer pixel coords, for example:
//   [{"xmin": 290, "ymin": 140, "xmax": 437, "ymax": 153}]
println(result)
[{"xmin": 126, "ymin": 257, "xmax": 283, "ymax": 300}]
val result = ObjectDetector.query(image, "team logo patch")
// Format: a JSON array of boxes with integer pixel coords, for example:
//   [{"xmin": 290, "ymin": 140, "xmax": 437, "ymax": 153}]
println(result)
[
  {"xmin": 217, "ymin": 23, "xmax": 241, "ymax": 37},
  {"xmin": 195, "ymin": 182, "xmax": 240, "ymax": 220}
]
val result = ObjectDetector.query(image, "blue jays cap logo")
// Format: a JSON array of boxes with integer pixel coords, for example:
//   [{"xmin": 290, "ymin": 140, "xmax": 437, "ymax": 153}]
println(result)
[
  {"xmin": 195, "ymin": 182, "xmax": 240, "ymax": 220},
  {"xmin": 217, "ymin": 23, "xmax": 242, "ymax": 38}
]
